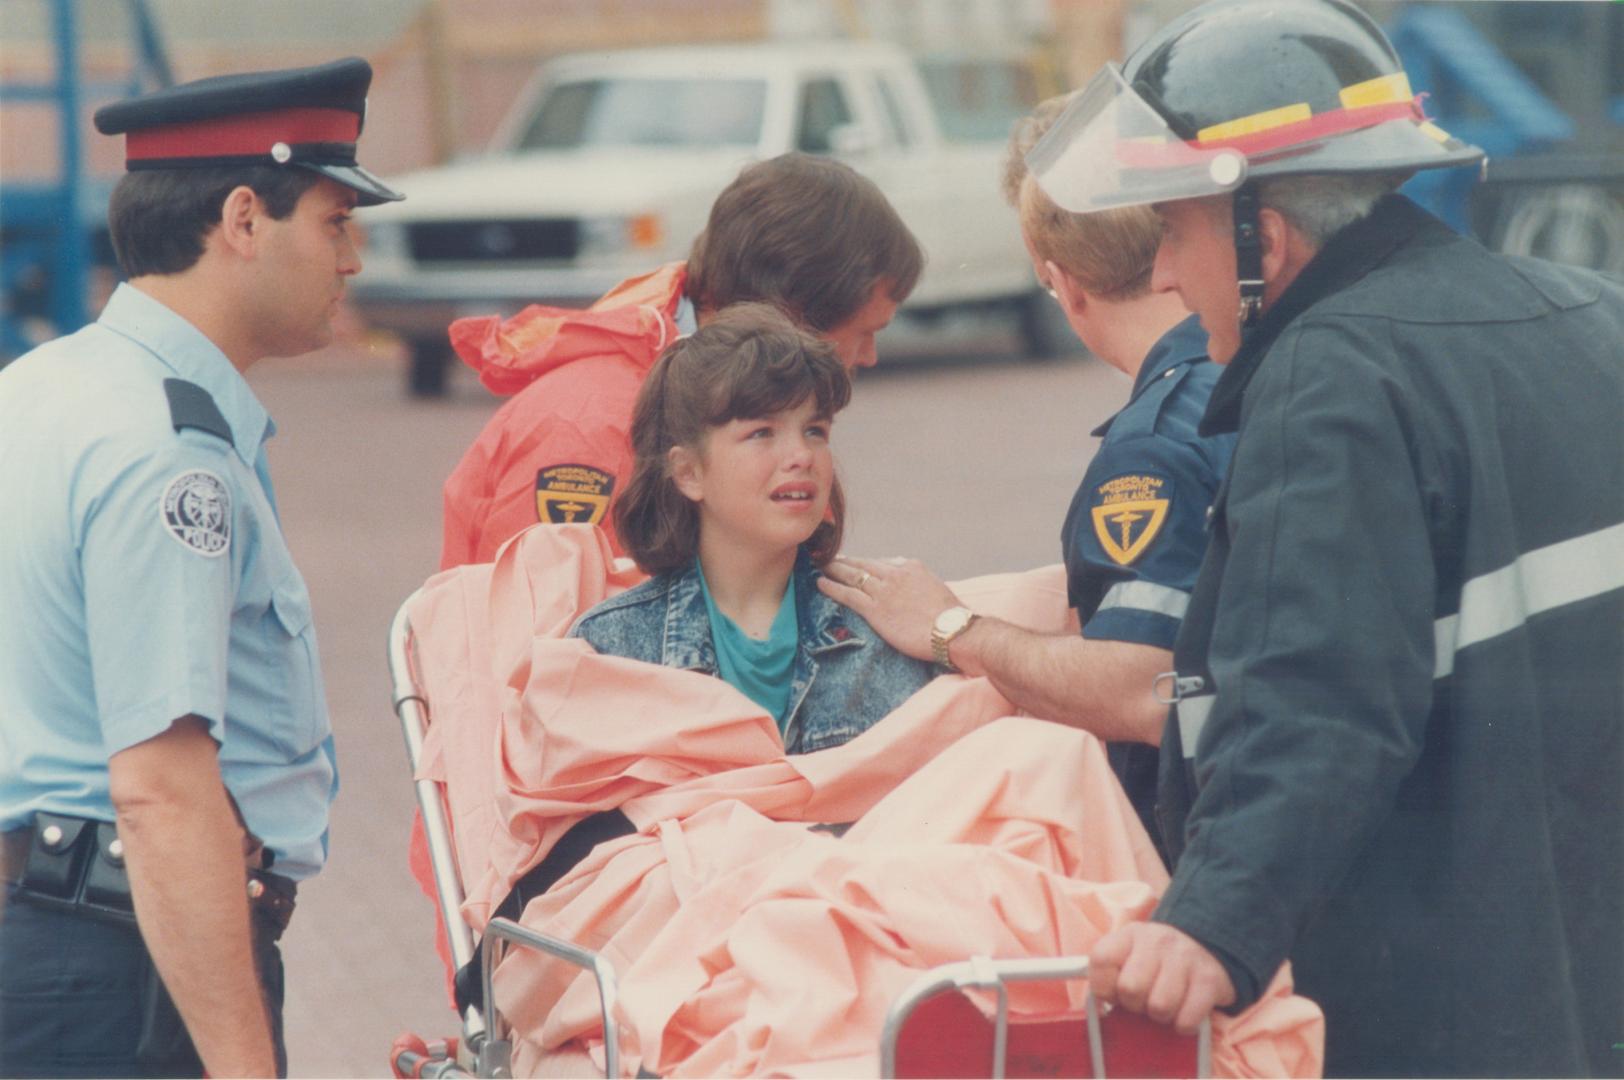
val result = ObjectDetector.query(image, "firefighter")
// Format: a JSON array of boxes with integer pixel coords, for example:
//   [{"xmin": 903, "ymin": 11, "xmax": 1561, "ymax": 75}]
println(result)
[
  {"xmin": 0, "ymin": 60, "xmax": 402, "ymax": 1077},
  {"xmin": 1027, "ymin": 1, "xmax": 1624, "ymax": 1073}
]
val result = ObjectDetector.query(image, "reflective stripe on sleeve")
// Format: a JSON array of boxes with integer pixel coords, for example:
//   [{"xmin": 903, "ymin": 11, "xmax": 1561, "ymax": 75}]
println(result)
[
  {"xmin": 1097, "ymin": 580, "xmax": 1191, "ymax": 620},
  {"xmin": 1178, "ymin": 695, "xmax": 1214, "ymax": 759},
  {"xmin": 1434, "ymin": 522, "xmax": 1624, "ymax": 680}
]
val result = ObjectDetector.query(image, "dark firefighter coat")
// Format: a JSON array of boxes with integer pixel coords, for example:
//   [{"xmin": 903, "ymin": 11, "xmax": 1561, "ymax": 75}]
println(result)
[{"xmin": 1154, "ymin": 196, "xmax": 1623, "ymax": 1077}]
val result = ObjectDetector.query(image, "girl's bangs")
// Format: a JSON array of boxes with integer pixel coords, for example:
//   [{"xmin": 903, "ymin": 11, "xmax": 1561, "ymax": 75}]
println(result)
[{"xmin": 705, "ymin": 343, "xmax": 850, "ymax": 426}]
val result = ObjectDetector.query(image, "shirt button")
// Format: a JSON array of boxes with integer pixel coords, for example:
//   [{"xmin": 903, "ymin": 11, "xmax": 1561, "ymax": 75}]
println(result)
[
  {"xmin": 1163, "ymin": 369, "xmax": 1176, "ymax": 378},
  {"xmin": 1205, "ymin": 505, "xmax": 1215, "ymax": 523}
]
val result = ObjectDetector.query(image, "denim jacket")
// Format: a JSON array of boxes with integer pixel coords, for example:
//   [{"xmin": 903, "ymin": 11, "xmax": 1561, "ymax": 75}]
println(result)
[{"xmin": 567, "ymin": 550, "xmax": 935, "ymax": 753}]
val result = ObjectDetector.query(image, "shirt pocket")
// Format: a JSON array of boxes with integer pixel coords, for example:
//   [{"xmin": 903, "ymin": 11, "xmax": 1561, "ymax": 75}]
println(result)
[{"xmin": 255, "ymin": 572, "xmax": 326, "ymax": 760}]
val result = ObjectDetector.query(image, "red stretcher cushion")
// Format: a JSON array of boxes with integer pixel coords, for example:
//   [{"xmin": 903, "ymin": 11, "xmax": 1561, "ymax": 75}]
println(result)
[{"xmin": 893, "ymin": 989, "xmax": 1200, "ymax": 1078}]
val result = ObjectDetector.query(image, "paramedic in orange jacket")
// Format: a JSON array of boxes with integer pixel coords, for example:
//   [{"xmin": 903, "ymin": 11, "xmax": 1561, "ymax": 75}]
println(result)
[{"xmin": 438, "ymin": 153, "xmax": 923, "ymax": 570}]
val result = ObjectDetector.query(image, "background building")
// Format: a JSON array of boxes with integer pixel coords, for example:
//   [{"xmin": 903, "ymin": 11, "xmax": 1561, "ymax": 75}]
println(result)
[{"xmin": 3, "ymin": 0, "xmax": 1620, "ymax": 355}]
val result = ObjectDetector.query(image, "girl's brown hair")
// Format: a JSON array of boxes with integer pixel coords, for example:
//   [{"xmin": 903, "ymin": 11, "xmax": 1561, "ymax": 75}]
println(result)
[{"xmin": 617, "ymin": 303, "xmax": 852, "ymax": 575}]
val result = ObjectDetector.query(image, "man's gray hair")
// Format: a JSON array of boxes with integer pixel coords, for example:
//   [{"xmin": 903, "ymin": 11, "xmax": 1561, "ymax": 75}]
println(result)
[{"xmin": 1255, "ymin": 171, "xmax": 1411, "ymax": 248}]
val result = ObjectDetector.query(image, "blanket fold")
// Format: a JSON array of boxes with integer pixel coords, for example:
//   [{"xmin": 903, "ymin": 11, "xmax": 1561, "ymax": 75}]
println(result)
[{"xmin": 407, "ymin": 523, "xmax": 1324, "ymax": 1077}]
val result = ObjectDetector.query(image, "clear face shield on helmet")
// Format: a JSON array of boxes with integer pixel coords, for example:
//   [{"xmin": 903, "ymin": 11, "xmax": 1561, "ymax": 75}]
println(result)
[{"xmin": 1025, "ymin": 64, "xmax": 1249, "ymax": 215}]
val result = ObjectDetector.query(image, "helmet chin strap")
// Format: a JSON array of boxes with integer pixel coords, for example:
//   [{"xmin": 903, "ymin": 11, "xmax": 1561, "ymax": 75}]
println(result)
[{"xmin": 1233, "ymin": 184, "xmax": 1265, "ymax": 328}]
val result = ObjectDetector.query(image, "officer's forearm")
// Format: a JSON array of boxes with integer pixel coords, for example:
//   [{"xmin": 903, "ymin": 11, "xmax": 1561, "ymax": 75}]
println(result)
[
  {"xmin": 109, "ymin": 716, "xmax": 276, "ymax": 1078},
  {"xmin": 949, "ymin": 618, "xmax": 1168, "ymax": 744}
]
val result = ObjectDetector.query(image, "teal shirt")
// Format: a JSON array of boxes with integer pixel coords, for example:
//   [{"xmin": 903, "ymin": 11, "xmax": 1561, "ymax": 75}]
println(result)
[{"xmin": 697, "ymin": 560, "xmax": 798, "ymax": 733}]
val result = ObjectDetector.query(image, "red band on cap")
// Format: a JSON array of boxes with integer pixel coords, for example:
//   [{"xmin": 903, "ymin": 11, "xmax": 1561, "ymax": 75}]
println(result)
[{"xmin": 126, "ymin": 107, "xmax": 360, "ymax": 163}]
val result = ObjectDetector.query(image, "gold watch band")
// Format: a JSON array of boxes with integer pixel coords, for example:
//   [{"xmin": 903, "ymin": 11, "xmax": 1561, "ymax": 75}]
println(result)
[{"xmin": 931, "ymin": 608, "xmax": 978, "ymax": 671}]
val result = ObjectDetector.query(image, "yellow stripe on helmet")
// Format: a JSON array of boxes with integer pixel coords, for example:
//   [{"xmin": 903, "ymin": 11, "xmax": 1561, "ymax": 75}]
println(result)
[
  {"xmin": 1193, "ymin": 73, "xmax": 1416, "ymax": 147},
  {"xmin": 1339, "ymin": 72, "xmax": 1413, "ymax": 109},
  {"xmin": 1417, "ymin": 120, "xmax": 1453, "ymax": 144},
  {"xmin": 1196, "ymin": 103, "xmax": 1311, "ymax": 144}
]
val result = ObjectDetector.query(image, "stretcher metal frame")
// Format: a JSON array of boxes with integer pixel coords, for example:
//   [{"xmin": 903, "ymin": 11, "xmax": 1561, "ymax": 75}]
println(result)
[
  {"xmin": 389, "ymin": 589, "xmax": 1210, "ymax": 1079},
  {"xmin": 388, "ymin": 590, "xmax": 621, "ymax": 1079},
  {"xmin": 880, "ymin": 954, "xmax": 1210, "ymax": 1078}
]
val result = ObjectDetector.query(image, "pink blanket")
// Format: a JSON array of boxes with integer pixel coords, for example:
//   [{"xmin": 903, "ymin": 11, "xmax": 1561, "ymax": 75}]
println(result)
[{"xmin": 409, "ymin": 524, "xmax": 1323, "ymax": 1077}]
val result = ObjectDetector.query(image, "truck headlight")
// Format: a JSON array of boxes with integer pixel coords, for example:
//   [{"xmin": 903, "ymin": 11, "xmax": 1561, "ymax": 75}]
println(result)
[{"xmin": 578, "ymin": 213, "xmax": 666, "ymax": 257}]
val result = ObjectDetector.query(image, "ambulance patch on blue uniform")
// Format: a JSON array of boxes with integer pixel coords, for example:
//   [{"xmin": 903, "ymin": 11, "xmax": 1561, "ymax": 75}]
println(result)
[
  {"xmin": 536, "ymin": 464, "xmax": 614, "ymax": 525},
  {"xmin": 1091, "ymin": 473, "xmax": 1170, "ymax": 565},
  {"xmin": 160, "ymin": 469, "xmax": 231, "ymax": 556}
]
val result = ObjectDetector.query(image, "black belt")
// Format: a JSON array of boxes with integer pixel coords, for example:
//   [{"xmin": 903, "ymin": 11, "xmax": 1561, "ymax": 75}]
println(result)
[
  {"xmin": 3, "ymin": 816, "xmax": 296, "ymax": 938},
  {"xmin": 453, "ymin": 808, "xmax": 635, "ymax": 1014}
]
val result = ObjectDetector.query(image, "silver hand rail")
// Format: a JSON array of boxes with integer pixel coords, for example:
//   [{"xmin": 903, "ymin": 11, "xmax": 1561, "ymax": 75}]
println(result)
[{"xmin": 388, "ymin": 592, "xmax": 484, "ymax": 1045}]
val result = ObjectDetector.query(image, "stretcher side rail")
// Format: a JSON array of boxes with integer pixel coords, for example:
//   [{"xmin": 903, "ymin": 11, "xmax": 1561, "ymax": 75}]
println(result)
[
  {"xmin": 481, "ymin": 916, "xmax": 622, "ymax": 1079},
  {"xmin": 879, "ymin": 955, "xmax": 1211, "ymax": 1079},
  {"xmin": 394, "ymin": 583, "xmax": 1205, "ymax": 1079},
  {"xmin": 389, "ymin": 591, "xmax": 620, "ymax": 1079}
]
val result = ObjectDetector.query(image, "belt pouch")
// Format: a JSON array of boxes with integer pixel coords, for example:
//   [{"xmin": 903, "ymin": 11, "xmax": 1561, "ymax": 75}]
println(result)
[
  {"xmin": 80, "ymin": 821, "xmax": 137, "ymax": 922},
  {"xmin": 17, "ymin": 812, "xmax": 93, "ymax": 900}
]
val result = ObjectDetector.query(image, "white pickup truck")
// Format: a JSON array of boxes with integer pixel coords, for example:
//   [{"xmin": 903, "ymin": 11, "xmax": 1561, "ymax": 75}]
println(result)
[{"xmin": 356, "ymin": 40, "xmax": 1065, "ymax": 394}]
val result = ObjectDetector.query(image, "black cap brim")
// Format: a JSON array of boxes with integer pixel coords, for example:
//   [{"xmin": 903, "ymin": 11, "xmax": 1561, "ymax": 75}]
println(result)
[{"xmin": 302, "ymin": 162, "xmax": 404, "ymax": 206}]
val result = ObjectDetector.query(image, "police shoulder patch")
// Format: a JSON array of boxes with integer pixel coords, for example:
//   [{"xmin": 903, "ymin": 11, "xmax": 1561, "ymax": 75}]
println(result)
[
  {"xmin": 160, "ymin": 469, "xmax": 231, "ymax": 557},
  {"xmin": 535, "ymin": 464, "xmax": 615, "ymax": 525},
  {"xmin": 1090, "ymin": 472, "xmax": 1171, "ymax": 566}
]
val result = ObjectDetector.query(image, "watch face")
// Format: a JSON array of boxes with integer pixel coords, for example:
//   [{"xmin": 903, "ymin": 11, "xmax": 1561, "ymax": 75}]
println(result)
[{"xmin": 936, "ymin": 606, "xmax": 972, "ymax": 637}]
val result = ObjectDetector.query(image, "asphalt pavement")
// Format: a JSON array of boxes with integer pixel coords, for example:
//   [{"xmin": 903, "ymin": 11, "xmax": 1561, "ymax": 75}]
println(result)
[{"xmin": 254, "ymin": 316, "xmax": 1129, "ymax": 1076}]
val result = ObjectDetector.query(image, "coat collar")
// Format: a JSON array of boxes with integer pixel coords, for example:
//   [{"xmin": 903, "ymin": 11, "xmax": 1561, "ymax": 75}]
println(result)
[
  {"xmin": 659, "ymin": 548, "xmax": 865, "ymax": 670},
  {"xmin": 448, "ymin": 261, "xmax": 689, "ymax": 396},
  {"xmin": 1200, "ymin": 194, "xmax": 1435, "ymax": 437},
  {"xmin": 1090, "ymin": 313, "xmax": 1209, "ymax": 438}
]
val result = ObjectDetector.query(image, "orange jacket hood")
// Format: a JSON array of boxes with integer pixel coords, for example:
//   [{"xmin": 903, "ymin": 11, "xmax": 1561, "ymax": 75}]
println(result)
[{"xmin": 448, "ymin": 262, "xmax": 689, "ymax": 396}]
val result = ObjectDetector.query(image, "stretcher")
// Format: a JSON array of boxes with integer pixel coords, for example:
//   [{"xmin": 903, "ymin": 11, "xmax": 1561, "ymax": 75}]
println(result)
[{"xmin": 385, "ymin": 582, "xmax": 1212, "ymax": 1079}]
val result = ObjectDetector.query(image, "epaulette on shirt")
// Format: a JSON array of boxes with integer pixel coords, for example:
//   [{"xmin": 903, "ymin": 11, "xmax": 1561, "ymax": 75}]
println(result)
[{"xmin": 163, "ymin": 378, "xmax": 233, "ymax": 444}]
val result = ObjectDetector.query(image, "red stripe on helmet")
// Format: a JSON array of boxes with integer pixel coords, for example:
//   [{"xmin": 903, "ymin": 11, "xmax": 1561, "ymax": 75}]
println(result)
[
  {"xmin": 1116, "ymin": 98, "xmax": 1425, "ymax": 171},
  {"xmin": 1197, "ymin": 98, "xmax": 1423, "ymax": 156},
  {"xmin": 126, "ymin": 107, "xmax": 359, "ymax": 162}
]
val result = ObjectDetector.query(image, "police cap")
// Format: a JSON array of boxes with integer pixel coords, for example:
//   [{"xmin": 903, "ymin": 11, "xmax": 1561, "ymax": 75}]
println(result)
[{"xmin": 94, "ymin": 57, "xmax": 404, "ymax": 206}]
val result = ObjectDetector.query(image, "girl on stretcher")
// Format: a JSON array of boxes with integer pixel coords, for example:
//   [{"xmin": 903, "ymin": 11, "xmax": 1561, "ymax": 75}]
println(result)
[
  {"xmin": 567, "ymin": 303, "xmax": 934, "ymax": 752},
  {"xmin": 424, "ymin": 304, "xmax": 1322, "ymax": 1075}
]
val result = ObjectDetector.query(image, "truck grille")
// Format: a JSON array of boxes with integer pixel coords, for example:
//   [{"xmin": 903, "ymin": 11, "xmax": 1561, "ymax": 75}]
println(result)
[{"xmin": 407, "ymin": 219, "xmax": 580, "ymax": 264}]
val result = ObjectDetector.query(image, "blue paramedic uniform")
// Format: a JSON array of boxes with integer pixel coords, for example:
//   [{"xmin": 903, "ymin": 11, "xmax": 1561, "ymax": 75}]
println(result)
[{"xmin": 1058, "ymin": 314, "xmax": 1232, "ymax": 858}]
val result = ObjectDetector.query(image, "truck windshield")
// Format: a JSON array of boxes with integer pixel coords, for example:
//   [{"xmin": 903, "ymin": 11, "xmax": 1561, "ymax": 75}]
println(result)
[
  {"xmin": 516, "ymin": 77, "xmax": 768, "ymax": 150},
  {"xmin": 916, "ymin": 57, "xmax": 1040, "ymax": 142}
]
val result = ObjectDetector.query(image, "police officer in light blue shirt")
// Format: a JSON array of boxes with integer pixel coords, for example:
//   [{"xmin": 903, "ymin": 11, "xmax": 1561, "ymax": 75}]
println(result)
[
  {"xmin": 819, "ymin": 93, "xmax": 1232, "ymax": 867},
  {"xmin": 0, "ymin": 59, "xmax": 401, "ymax": 1079}
]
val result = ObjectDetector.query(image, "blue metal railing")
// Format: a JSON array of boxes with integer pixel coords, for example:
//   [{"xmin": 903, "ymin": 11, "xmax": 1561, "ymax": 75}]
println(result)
[{"xmin": 0, "ymin": 0, "xmax": 171, "ymax": 358}]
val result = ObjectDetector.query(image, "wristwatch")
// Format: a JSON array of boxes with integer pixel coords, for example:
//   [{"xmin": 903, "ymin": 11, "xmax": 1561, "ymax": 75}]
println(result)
[{"xmin": 930, "ymin": 606, "xmax": 979, "ymax": 671}]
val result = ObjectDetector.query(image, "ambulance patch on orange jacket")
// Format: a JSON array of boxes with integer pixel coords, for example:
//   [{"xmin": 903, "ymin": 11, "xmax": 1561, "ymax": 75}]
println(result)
[
  {"xmin": 536, "ymin": 464, "xmax": 615, "ymax": 525},
  {"xmin": 1091, "ymin": 473, "xmax": 1170, "ymax": 565}
]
